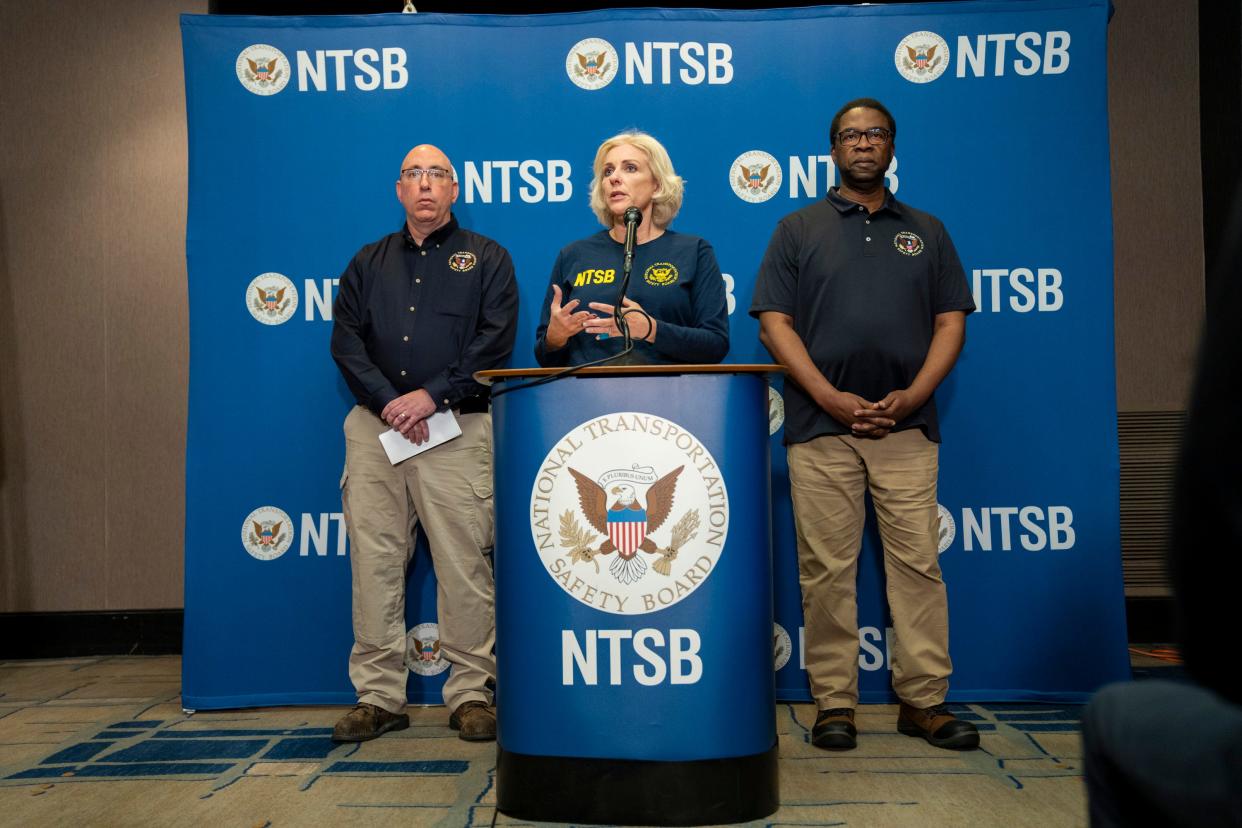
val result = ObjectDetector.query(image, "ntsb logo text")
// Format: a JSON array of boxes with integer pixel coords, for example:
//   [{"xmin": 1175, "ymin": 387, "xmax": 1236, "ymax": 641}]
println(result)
[{"xmin": 296, "ymin": 48, "xmax": 409, "ymax": 91}]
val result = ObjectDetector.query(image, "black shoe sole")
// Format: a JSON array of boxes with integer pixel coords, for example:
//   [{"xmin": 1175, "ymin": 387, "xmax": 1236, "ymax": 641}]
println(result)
[
  {"xmin": 810, "ymin": 722, "xmax": 858, "ymax": 751},
  {"xmin": 457, "ymin": 730, "xmax": 497, "ymax": 743},
  {"xmin": 332, "ymin": 715, "xmax": 410, "ymax": 743},
  {"xmin": 811, "ymin": 733, "xmax": 857, "ymax": 751},
  {"xmin": 897, "ymin": 721, "xmax": 979, "ymax": 750}
]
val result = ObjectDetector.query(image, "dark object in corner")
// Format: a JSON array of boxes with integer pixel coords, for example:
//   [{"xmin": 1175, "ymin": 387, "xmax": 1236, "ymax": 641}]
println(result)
[{"xmin": 0, "ymin": 610, "xmax": 182, "ymax": 658}]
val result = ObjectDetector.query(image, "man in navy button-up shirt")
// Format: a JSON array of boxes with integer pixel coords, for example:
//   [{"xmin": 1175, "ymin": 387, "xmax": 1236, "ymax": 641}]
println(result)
[{"xmin": 330, "ymin": 144, "xmax": 517, "ymax": 744}]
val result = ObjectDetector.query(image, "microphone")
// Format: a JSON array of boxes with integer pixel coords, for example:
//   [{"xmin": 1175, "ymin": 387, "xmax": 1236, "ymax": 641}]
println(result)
[
  {"xmin": 622, "ymin": 206, "xmax": 642, "ymax": 273},
  {"xmin": 616, "ymin": 207, "xmax": 643, "ymax": 348}
]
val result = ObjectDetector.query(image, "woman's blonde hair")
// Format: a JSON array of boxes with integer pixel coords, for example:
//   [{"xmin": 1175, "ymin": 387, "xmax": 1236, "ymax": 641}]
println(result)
[{"xmin": 588, "ymin": 131, "xmax": 684, "ymax": 230}]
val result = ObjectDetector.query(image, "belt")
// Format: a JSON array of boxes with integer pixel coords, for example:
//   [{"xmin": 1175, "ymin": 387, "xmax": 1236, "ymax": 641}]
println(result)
[{"xmin": 453, "ymin": 396, "xmax": 490, "ymax": 415}]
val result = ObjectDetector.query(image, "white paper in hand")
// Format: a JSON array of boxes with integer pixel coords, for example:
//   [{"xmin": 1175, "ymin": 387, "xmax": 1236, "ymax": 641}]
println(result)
[{"xmin": 379, "ymin": 410, "xmax": 463, "ymax": 465}]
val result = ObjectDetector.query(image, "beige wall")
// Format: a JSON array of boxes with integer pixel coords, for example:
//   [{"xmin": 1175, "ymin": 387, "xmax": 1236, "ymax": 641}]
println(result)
[
  {"xmin": 1109, "ymin": 0, "xmax": 1205, "ymax": 410},
  {"xmin": 0, "ymin": 0, "xmax": 1204, "ymax": 612},
  {"xmin": 0, "ymin": 1, "xmax": 204, "ymax": 611}
]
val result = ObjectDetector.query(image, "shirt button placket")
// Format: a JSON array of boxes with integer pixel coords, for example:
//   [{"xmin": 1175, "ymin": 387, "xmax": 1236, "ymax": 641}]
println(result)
[{"xmin": 405, "ymin": 264, "xmax": 421, "ymax": 383}]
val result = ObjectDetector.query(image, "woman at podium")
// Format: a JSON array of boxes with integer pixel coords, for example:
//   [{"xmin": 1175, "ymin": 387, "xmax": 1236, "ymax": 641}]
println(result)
[{"xmin": 534, "ymin": 130, "xmax": 729, "ymax": 367}]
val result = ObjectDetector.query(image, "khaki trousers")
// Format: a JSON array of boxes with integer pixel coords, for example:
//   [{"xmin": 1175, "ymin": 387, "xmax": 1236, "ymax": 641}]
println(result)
[
  {"xmin": 788, "ymin": 428, "xmax": 951, "ymax": 709},
  {"xmin": 341, "ymin": 405, "xmax": 496, "ymax": 714}
]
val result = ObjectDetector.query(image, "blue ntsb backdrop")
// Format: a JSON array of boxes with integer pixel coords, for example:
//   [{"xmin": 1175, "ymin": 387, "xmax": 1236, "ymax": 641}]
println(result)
[{"xmin": 181, "ymin": 0, "xmax": 1128, "ymax": 710}]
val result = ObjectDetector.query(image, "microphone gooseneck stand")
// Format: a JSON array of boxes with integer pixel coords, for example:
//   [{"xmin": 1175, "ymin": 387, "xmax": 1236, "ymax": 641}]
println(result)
[{"xmin": 493, "ymin": 207, "xmax": 650, "ymax": 400}]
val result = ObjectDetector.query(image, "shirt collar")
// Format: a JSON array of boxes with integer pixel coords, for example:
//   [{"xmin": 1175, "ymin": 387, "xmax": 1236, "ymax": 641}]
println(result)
[
  {"xmin": 401, "ymin": 214, "xmax": 459, "ymax": 249},
  {"xmin": 825, "ymin": 186, "xmax": 904, "ymax": 217}
]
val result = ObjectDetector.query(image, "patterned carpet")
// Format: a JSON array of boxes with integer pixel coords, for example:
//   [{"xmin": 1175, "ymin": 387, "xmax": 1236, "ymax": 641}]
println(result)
[{"xmin": 0, "ymin": 656, "xmax": 1106, "ymax": 826}]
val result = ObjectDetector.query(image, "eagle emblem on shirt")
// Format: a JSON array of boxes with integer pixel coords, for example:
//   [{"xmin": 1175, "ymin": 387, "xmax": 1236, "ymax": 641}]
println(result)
[
  {"xmin": 643, "ymin": 262, "xmax": 679, "ymax": 287},
  {"xmin": 560, "ymin": 465, "xmax": 702, "ymax": 585},
  {"xmin": 893, "ymin": 231, "xmax": 925, "ymax": 256},
  {"xmin": 449, "ymin": 251, "xmax": 477, "ymax": 273}
]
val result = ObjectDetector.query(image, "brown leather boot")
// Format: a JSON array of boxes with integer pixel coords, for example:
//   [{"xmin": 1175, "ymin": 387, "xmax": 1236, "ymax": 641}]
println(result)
[
  {"xmin": 449, "ymin": 700, "xmax": 497, "ymax": 742},
  {"xmin": 331, "ymin": 703, "xmax": 409, "ymax": 742},
  {"xmin": 811, "ymin": 707, "xmax": 857, "ymax": 750},
  {"xmin": 897, "ymin": 702, "xmax": 979, "ymax": 750}
]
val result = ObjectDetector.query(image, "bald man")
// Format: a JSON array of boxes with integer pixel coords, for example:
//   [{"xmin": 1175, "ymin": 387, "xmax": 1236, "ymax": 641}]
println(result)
[{"xmin": 330, "ymin": 145, "xmax": 518, "ymax": 742}]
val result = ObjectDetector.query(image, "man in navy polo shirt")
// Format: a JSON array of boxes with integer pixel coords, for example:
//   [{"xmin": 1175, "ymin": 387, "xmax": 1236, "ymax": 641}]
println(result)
[{"xmin": 750, "ymin": 98, "xmax": 978, "ymax": 752}]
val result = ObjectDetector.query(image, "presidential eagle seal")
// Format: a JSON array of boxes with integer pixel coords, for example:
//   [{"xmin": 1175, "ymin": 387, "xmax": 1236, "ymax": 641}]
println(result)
[
  {"xmin": 530, "ymin": 412, "xmax": 729, "ymax": 615},
  {"xmin": 405, "ymin": 622, "xmax": 450, "ymax": 676},
  {"xmin": 730, "ymin": 150, "xmax": 782, "ymax": 204},
  {"xmin": 773, "ymin": 622, "xmax": 793, "ymax": 671},
  {"xmin": 895, "ymin": 31, "xmax": 950, "ymax": 84},
  {"xmin": 246, "ymin": 272, "xmax": 298, "ymax": 325},
  {"xmin": 937, "ymin": 503, "xmax": 956, "ymax": 554},
  {"xmin": 242, "ymin": 505, "xmax": 294, "ymax": 561},
  {"xmin": 566, "ymin": 38, "xmax": 619, "ymax": 90},
  {"xmin": 236, "ymin": 44, "xmax": 291, "ymax": 96},
  {"xmin": 768, "ymin": 386, "xmax": 785, "ymax": 436}
]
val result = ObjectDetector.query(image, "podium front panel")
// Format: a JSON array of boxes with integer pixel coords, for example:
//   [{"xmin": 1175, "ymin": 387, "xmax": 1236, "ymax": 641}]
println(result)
[{"xmin": 493, "ymin": 371, "xmax": 775, "ymax": 762}]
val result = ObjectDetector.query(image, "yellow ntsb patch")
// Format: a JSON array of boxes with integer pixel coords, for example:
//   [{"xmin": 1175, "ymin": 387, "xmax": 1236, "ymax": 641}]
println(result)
[
  {"xmin": 572, "ymin": 267, "xmax": 616, "ymax": 287},
  {"xmin": 643, "ymin": 262, "xmax": 679, "ymax": 286}
]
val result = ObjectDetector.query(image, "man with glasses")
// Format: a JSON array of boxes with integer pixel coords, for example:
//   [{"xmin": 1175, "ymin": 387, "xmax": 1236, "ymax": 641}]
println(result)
[
  {"xmin": 330, "ymin": 144, "xmax": 518, "ymax": 742},
  {"xmin": 750, "ymin": 99, "xmax": 978, "ymax": 752}
]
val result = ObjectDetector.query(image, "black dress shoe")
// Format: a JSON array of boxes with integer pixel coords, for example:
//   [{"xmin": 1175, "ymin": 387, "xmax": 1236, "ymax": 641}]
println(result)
[
  {"xmin": 897, "ymin": 702, "xmax": 980, "ymax": 750},
  {"xmin": 811, "ymin": 707, "xmax": 857, "ymax": 750}
]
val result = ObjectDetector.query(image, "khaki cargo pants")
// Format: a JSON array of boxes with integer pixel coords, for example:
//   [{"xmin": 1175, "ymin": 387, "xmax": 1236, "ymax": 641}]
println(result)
[{"xmin": 341, "ymin": 405, "xmax": 496, "ymax": 714}]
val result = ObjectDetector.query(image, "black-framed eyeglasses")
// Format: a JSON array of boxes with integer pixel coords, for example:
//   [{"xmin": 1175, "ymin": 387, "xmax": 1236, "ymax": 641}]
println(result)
[
  {"xmin": 834, "ymin": 127, "xmax": 893, "ymax": 147},
  {"xmin": 400, "ymin": 167, "xmax": 452, "ymax": 183}
]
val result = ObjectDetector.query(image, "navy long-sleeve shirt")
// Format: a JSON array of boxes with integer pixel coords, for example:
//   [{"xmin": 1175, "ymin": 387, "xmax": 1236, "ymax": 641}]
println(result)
[
  {"xmin": 534, "ymin": 230, "xmax": 729, "ymax": 367},
  {"xmin": 331, "ymin": 216, "xmax": 518, "ymax": 414}
]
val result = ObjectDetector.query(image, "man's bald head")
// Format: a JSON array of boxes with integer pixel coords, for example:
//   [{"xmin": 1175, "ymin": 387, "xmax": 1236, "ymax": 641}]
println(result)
[
  {"xmin": 395, "ymin": 144, "xmax": 459, "ymax": 242},
  {"xmin": 399, "ymin": 144, "xmax": 453, "ymax": 176}
]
